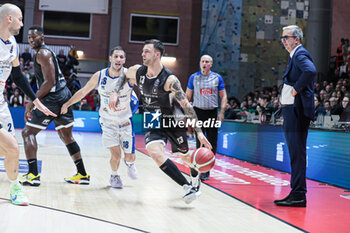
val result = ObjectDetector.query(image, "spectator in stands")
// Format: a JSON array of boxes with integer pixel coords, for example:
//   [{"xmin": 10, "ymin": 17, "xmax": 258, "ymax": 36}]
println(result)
[
  {"xmin": 57, "ymin": 49, "xmax": 67, "ymax": 72},
  {"xmin": 63, "ymin": 47, "xmax": 79, "ymax": 76},
  {"xmin": 21, "ymin": 47, "xmax": 32, "ymax": 67},
  {"xmin": 339, "ymin": 96, "xmax": 350, "ymax": 122},
  {"xmin": 325, "ymin": 84, "xmax": 332, "ymax": 94},
  {"xmin": 84, "ymin": 91, "xmax": 95, "ymax": 110},
  {"xmin": 330, "ymin": 97, "xmax": 342, "ymax": 115},
  {"xmin": 314, "ymin": 82, "xmax": 321, "ymax": 94},
  {"xmin": 256, "ymin": 95, "xmax": 274, "ymax": 123},
  {"xmin": 79, "ymin": 98, "xmax": 91, "ymax": 111},
  {"xmin": 324, "ymin": 100, "xmax": 331, "ymax": 116},
  {"xmin": 91, "ymin": 89, "xmax": 100, "ymax": 111},
  {"xmin": 224, "ymin": 97, "xmax": 240, "ymax": 120},
  {"xmin": 314, "ymin": 95, "xmax": 326, "ymax": 119},
  {"xmin": 9, "ymin": 89, "xmax": 23, "ymax": 107},
  {"xmin": 341, "ymin": 85, "xmax": 347, "ymax": 94}
]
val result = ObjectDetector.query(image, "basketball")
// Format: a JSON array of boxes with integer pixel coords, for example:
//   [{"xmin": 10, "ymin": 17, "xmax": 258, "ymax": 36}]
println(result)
[{"xmin": 191, "ymin": 147, "xmax": 215, "ymax": 173}]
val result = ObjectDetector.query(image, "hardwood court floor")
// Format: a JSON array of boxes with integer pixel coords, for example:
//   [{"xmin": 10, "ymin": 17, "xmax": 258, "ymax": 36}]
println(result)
[{"xmin": 0, "ymin": 129, "xmax": 304, "ymax": 233}]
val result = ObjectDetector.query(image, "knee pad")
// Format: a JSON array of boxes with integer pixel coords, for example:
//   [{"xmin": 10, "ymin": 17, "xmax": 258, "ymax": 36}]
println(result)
[{"xmin": 66, "ymin": 141, "xmax": 80, "ymax": 156}]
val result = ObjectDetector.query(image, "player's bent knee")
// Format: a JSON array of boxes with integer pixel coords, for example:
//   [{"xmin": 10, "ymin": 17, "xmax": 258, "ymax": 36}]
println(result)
[
  {"xmin": 5, "ymin": 143, "xmax": 19, "ymax": 158},
  {"xmin": 66, "ymin": 141, "xmax": 80, "ymax": 156}
]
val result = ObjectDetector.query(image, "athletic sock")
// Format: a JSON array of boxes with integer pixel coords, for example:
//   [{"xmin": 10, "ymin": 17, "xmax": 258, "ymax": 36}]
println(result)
[
  {"xmin": 111, "ymin": 170, "xmax": 118, "ymax": 176},
  {"xmin": 74, "ymin": 159, "xmax": 87, "ymax": 176},
  {"xmin": 159, "ymin": 159, "xmax": 190, "ymax": 186},
  {"xmin": 9, "ymin": 179, "xmax": 19, "ymax": 188},
  {"xmin": 190, "ymin": 168, "xmax": 199, "ymax": 177},
  {"xmin": 28, "ymin": 159, "xmax": 38, "ymax": 175}
]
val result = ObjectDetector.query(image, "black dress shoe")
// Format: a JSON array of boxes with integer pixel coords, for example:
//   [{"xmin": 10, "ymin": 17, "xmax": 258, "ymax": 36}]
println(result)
[
  {"xmin": 275, "ymin": 197, "xmax": 306, "ymax": 207},
  {"xmin": 200, "ymin": 172, "xmax": 210, "ymax": 181},
  {"xmin": 274, "ymin": 194, "xmax": 291, "ymax": 204}
]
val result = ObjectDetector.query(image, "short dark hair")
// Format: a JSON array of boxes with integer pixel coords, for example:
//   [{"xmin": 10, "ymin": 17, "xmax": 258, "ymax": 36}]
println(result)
[
  {"xmin": 28, "ymin": 25, "xmax": 44, "ymax": 34},
  {"xmin": 145, "ymin": 39, "xmax": 165, "ymax": 56},
  {"xmin": 259, "ymin": 94, "xmax": 270, "ymax": 102},
  {"xmin": 109, "ymin": 46, "xmax": 126, "ymax": 56}
]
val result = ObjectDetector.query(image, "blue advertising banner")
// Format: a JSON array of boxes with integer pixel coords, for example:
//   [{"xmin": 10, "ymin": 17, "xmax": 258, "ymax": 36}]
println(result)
[{"xmin": 217, "ymin": 121, "xmax": 350, "ymax": 189}]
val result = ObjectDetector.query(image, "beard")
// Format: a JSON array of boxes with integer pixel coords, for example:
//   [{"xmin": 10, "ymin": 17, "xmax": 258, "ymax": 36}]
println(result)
[{"xmin": 9, "ymin": 26, "xmax": 20, "ymax": 36}]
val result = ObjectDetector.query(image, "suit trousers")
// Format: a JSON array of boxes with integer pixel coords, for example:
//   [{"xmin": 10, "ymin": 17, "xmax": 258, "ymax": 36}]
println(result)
[
  {"xmin": 193, "ymin": 107, "xmax": 218, "ymax": 154},
  {"xmin": 282, "ymin": 105, "xmax": 310, "ymax": 196}
]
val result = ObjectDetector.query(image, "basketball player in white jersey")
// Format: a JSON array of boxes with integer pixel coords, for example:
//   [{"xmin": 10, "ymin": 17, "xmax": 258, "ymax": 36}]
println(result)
[
  {"xmin": 0, "ymin": 3, "xmax": 56, "ymax": 205},
  {"xmin": 61, "ymin": 46, "xmax": 138, "ymax": 188}
]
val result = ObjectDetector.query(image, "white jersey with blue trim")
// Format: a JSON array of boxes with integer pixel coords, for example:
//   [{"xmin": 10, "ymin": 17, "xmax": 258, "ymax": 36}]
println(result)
[
  {"xmin": 98, "ymin": 67, "xmax": 136, "ymax": 120},
  {"xmin": 0, "ymin": 36, "xmax": 18, "ymax": 104}
]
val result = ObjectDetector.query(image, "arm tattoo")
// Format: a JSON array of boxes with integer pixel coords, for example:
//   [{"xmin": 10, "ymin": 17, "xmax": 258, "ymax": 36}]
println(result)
[
  {"xmin": 170, "ymin": 79, "xmax": 202, "ymax": 133},
  {"xmin": 113, "ymin": 73, "xmax": 128, "ymax": 94}
]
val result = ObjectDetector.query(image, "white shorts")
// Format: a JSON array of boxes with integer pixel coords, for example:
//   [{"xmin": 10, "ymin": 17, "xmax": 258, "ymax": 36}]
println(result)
[
  {"xmin": 0, "ymin": 102, "xmax": 15, "ymax": 136},
  {"xmin": 99, "ymin": 116, "xmax": 135, "ymax": 154}
]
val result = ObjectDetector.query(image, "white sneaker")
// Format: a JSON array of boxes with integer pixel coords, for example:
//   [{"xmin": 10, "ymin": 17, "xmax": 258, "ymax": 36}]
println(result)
[
  {"xmin": 124, "ymin": 159, "xmax": 138, "ymax": 180},
  {"xmin": 191, "ymin": 174, "xmax": 201, "ymax": 190},
  {"xmin": 10, "ymin": 184, "xmax": 29, "ymax": 206},
  {"xmin": 110, "ymin": 175, "xmax": 123, "ymax": 188},
  {"xmin": 183, "ymin": 184, "xmax": 201, "ymax": 204}
]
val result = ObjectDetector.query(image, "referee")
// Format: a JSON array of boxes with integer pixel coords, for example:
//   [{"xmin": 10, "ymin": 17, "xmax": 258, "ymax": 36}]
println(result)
[{"xmin": 186, "ymin": 55, "xmax": 227, "ymax": 180}]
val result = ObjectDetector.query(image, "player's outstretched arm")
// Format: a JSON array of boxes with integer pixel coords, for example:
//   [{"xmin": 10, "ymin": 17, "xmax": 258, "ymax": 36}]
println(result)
[
  {"xmin": 108, "ymin": 64, "xmax": 141, "ymax": 111},
  {"xmin": 165, "ymin": 75, "xmax": 212, "ymax": 150},
  {"xmin": 61, "ymin": 71, "xmax": 99, "ymax": 114},
  {"xmin": 11, "ymin": 57, "xmax": 56, "ymax": 118}
]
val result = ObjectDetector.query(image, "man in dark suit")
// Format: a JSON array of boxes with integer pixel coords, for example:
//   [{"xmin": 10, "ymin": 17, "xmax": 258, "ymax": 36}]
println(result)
[{"xmin": 275, "ymin": 25, "xmax": 316, "ymax": 207}]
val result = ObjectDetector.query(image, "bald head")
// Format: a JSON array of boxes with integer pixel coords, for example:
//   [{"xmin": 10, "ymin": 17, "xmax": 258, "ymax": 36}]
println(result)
[
  {"xmin": 0, "ymin": 3, "xmax": 23, "ymax": 37},
  {"xmin": 200, "ymin": 54, "xmax": 213, "ymax": 75},
  {"xmin": 0, "ymin": 3, "xmax": 21, "ymax": 22},
  {"xmin": 200, "ymin": 55, "xmax": 213, "ymax": 63}
]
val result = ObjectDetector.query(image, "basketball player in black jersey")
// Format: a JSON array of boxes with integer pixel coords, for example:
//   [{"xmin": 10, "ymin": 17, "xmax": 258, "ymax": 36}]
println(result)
[
  {"xmin": 19, "ymin": 25, "xmax": 90, "ymax": 186},
  {"xmin": 109, "ymin": 39, "xmax": 212, "ymax": 204}
]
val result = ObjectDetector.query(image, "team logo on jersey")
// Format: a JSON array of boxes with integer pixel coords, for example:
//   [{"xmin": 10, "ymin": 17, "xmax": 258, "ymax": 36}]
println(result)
[
  {"xmin": 9, "ymin": 45, "xmax": 13, "ymax": 54},
  {"xmin": 139, "ymin": 76, "xmax": 145, "ymax": 84},
  {"xmin": 144, "ymin": 97, "xmax": 152, "ymax": 105},
  {"xmin": 143, "ymin": 110, "xmax": 161, "ymax": 129},
  {"xmin": 42, "ymin": 119, "xmax": 51, "ymax": 125},
  {"xmin": 176, "ymin": 136, "xmax": 184, "ymax": 144},
  {"xmin": 152, "ymin": 79, "xmax": 159, "ymax": 94}
]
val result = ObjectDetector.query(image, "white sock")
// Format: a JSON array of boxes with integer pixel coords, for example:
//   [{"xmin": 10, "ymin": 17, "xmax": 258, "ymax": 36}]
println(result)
[
  {"xmin": 9, "ymin": 179, "xmax": 19, "ymax": 188},
  {"xmin": 125, "ymin": 161, "xmax": 134, "ymax": 166},
  {"xmin": 111, "ymin": 170, "xmax": 118, "ymax": 176}
]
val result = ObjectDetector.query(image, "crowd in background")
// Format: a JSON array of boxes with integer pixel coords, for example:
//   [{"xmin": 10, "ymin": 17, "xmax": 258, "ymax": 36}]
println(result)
[
  {"xmin": 224, "ymin": 71, "xmax": 350, "ymax": 126},
  {"xmin": 3, "ymin": 45, "xmax": 350, "ymax": 128},
  {"xmin": 3, "ymin": 48, "xmax": 100, "ymax": 112}
]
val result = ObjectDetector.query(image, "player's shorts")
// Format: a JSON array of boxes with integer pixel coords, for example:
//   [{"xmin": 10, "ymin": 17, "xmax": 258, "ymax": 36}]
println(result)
[
  {"xmin": 99, "ymin": 116, "xmax": 135, "ymax": 154},
  {"xmin": 26, "ymin": 87, "xmax": 74, "ymax": 130},
  {"xmin": 145, "ymin": 128, "xmax": 189, "ymax": 154},
  {"xmin": 0, "ymin": 102, "xmax": 15, "ymax": 136}
]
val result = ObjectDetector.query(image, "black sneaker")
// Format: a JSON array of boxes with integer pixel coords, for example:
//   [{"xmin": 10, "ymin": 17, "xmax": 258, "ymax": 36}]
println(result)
[{"xmin": 200, "ymin": 171, "xmax": 210, "ymax": 181}]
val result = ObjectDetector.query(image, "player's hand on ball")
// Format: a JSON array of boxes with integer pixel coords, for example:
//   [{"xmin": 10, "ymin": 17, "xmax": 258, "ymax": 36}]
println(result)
[
  {"xmin": 197, "ymin": 131, "xmax": 212, "ymax": 150},
  {"xmin": 108, "ymin": 92, "xmax": 119, "ymax": 111}
]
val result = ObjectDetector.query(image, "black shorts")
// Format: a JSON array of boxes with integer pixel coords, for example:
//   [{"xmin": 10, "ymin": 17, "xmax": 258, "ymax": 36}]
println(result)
[
  {"xmin": 26, "ymin": 87, "xmax": 74, "ymax": 130},
  {"xmin": 145, "ymin": 128, "xmax": 188, "ymax": 154}
]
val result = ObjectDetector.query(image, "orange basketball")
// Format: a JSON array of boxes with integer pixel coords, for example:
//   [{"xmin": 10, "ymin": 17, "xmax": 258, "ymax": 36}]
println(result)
[{"xmin": 191, "ymin": 147, "xmax": 215, "ymax": 173}]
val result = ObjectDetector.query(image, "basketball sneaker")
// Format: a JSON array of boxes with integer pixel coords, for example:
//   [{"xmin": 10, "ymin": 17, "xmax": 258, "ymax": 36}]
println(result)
[
  {"xmin": 110, "ymin": 174, "xmax": 123, "ymax": 188},
  {"xmin": 10, "ymin": 184, "xmax": 29, "ymax": 206},
  {"xmin": 124, "ymin": 159, "xmax": 138, "ymax": 180},
  {"xmin": 191, "ymin": 173, "xmax": 201, "ymax": 190},
  {"xmin": 64, "ymin": 173, "xmax": 90, "ymax": 185},
  {"xmin": 19, "ymin": 173, "xmax": 41, "ymax": 186},
  {"xmin": 183, "ymin": 184, "xmax": 201, "ymax": 204}
]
